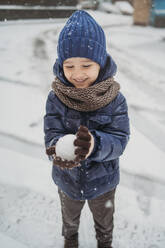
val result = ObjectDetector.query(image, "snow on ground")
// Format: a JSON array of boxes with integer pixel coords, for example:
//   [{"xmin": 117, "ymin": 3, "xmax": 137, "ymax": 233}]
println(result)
[
  {"xmin": 115, "ymin": 1, "xmax": 134, "ymax": 15},
  {"xmin": 0, "ymin": 232, "xmax": 28, "ymax": 248},
  {"xmin": 0, "ymin": 10, "xmax": 165, "ymax": 248},
  {"xmin": 98, "ymin": 2, "xmax": 121, "ymax": 15},
  {"xmin": 0, "ymin": 82, "xmax": 45, "ymax": 145},
  {"xmin": 0, "ymin": 147, "xmax": 165, "ymax": 248},
  {"xmin": 99, "ymin": 1, "xmax": 133, "ymax": 15},
  {"xmin": 121, "ymin": 125, "xmax": 165, "ymax": 182},
  {"xmin": 0, "ymin": 20, "xmax": 65, "ymax": 88}
]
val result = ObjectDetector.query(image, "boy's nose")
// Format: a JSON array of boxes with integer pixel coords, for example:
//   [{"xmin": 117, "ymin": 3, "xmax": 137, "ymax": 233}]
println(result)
[{"xmin": 73, "ymin": 71, "xmax": 86, "ymax": 80}]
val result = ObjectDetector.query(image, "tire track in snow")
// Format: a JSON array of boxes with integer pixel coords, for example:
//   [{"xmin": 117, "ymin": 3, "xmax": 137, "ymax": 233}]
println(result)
[
  {"xmin": 0, "ymin": 76, "xmax": 38, "ymax": 88},
  {"xmin": 0, "ymin": 19, "xmax": 66, "ymax": 27},
  {"xmin": 0, "ymin": 130, "xmax": 46, "ymax": 161}
]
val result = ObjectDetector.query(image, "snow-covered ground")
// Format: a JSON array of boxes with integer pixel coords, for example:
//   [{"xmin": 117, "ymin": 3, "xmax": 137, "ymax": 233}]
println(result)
[
  {"xmin": 0, "ymin": 10, "xmax": 165, "ymax": 248},
  {"xmin": 99, "ymin": 1, "xmax": 133, "ymax": 15}
]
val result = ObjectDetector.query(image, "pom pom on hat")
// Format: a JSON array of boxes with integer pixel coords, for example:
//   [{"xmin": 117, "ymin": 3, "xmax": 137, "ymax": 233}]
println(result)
[{"xmin": 57, "ymin": 10, "xmax": 108, "ymax": 68}]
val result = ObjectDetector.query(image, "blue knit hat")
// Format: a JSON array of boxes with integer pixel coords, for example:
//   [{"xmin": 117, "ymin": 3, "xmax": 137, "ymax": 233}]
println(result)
[{"xmin": 57, "ymin": 10, "xmax": 108, "ymax": 68}]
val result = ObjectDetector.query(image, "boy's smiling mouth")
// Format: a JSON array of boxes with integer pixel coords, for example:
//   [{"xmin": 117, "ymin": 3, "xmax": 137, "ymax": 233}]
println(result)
[{"xmin": 74, "ymin": 78, "xmax": 88, "ymax": 83}]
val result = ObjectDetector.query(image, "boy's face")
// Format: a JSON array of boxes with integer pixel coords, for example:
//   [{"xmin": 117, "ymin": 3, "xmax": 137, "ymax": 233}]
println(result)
[{"xmin": 63, "ymin": 57, "xmax": 100, "ymax": 88}]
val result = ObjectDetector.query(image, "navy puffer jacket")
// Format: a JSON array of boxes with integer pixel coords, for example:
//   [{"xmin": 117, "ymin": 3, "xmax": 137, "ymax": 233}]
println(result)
[{"xmin": 44, "ymin": 56, "xmax": 130, "ymax": 200}]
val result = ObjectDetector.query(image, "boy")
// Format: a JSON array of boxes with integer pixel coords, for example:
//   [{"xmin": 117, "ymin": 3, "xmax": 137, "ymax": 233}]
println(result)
[{"xmin": 44, "ymin": 10, "xmax": 130, "ymax": 248}]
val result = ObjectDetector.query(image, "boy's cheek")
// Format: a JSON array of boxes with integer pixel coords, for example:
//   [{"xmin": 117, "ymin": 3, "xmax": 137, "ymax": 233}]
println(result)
[{"xmin": 63, "ymin": 70, "xmax": 70, "ymax": 79}]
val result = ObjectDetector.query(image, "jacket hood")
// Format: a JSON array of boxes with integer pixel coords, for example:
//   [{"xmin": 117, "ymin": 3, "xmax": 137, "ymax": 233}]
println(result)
[{"xmin": 53, "ymin": 54, "xmax": 117, "ymax": 86}]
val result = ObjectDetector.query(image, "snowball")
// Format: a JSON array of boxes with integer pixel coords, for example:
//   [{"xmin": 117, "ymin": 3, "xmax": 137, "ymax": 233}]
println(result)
[{"xmin": 56, "ymin": 134, "xmax": 76, "ymax": 160}]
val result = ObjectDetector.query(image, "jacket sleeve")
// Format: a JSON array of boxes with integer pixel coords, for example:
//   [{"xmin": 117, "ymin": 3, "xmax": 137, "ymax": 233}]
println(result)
[
  {"xmin": 44, "ymin": 91, "xmax": 66, "ymax": 150},
  {"xmin": 88, "ymin": 93, "xmax": 130, "ymax": 162}
]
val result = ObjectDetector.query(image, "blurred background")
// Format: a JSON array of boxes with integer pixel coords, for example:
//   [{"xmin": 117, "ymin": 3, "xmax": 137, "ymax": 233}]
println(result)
[
  {"xmin": 0, "ymin": 1, "xmax": 165, "ymax": 248},
  {"xmin": 0, "ymin": 0, "xmax": 165, "ymax": 27}
]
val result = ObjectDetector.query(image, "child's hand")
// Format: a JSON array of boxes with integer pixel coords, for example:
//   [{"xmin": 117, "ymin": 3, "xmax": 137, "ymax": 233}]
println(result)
[
  {"xmin": 53, "ymin": 156, "xmax": 80, "ymax": 169},
  {"xmin": 46, "ymin": 146, "xmax": 80, "ymax": 169},
  {"xmin": 45, "ymin": 125, "xmax": 94, "ymax": 168},
  {"xmin": 74, "ymin": 125, "xmax": 94, "ymax": 161}
]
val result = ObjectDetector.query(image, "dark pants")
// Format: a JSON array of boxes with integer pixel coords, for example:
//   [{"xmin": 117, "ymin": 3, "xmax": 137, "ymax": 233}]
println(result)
[{"xmin": 58, "ymin": 188, "xmax": 116, "ymax": 247}]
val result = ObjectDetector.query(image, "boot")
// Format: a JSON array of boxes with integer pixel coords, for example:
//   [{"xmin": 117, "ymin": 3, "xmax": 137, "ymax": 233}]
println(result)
[
  {"xmin": 97, "ymin": 241, "xmax": 112, "ymax": 248},
  {"xmin": 64, "ymin": 233, "xmax": 78, "ymax": 248}
]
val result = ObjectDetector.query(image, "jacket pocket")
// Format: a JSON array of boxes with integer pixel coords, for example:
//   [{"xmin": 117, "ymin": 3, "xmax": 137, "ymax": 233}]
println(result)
[
  {"xmin": 102, "ymin": 160, "xmax": 118, "ymax": 174},
  {"xmin": 86, "ymin": 159, "xmax": 116, "ymax": 181},
  {"xmin": 86, "ymin": 164, "xmax": 108, "ymax": 181}
]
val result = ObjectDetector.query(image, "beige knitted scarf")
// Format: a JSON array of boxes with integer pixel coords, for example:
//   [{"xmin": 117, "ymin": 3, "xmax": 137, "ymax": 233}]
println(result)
[{"xmin": 52, "ymin": 77, "xmax": 120, "ymax": 112}]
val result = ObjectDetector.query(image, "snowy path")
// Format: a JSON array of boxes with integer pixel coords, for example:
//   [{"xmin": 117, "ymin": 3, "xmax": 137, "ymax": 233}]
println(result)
[
  {"xmin": 0, "ymin": 171, "xmax": 165, "ymax": 248},
  {"xmin": 104, "ymin": 25, "xmax": 165, "ymax": 154},
  {"xmin": 0, "ymin": 12, "xmax": 165, "ymax": 248},
  {"xmin": 0, "ymin": 76, "xmax": 38, "ymax": 88},
  {"xmin": 0, "ymin": 131, "xmax": 45, "ymax": 161},
  {"xmin": 0, "ymin": 232, "xmax": 28, "ymax": 248},
  {"xmin": 0, "ymin": 183, "xmax": 63, "ymax": 248},
  {"xmin": 0, "ymin": 134, "xmax": 165, "ymax": 247}
]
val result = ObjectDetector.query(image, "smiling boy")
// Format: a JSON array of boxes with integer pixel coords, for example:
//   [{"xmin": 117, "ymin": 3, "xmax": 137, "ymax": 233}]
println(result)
[{"xmin": 44, "ymin": 10, "xmax": 130, "ymax": 248}]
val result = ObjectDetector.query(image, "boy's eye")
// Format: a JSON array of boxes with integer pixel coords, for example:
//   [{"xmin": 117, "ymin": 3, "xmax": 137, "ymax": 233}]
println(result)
[
  {"xmin": 65, "ymin": 66, "xmax": 74, "ymax": 69},
  {"xmin": 83, "ymin": 65, "xmax": 91, "ymax": 68}
]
